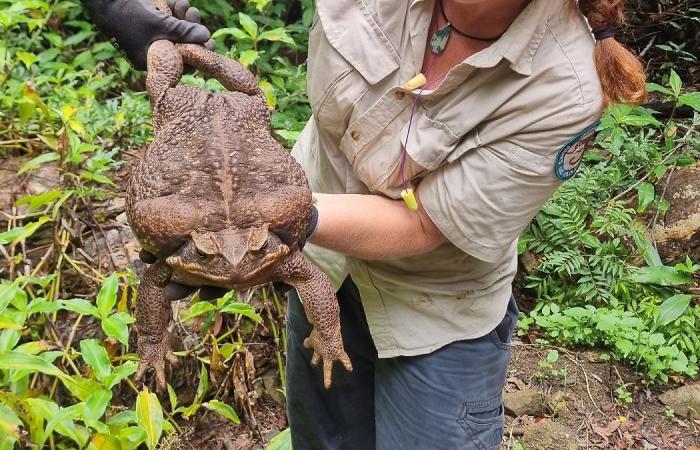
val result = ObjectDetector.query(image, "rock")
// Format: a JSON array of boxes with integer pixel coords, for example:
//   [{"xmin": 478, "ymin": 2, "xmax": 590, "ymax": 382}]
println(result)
[
  {"xmin": 519, "ymin": 250, "xmax": 541, "ymax": 274},
  {"xmin": 79, "ymin": 222, "xmax": 141, "ymax": 273},
  {"xmin": 521, "ymin": 420, "xmax": 579, "ymax": 450},
  {"xmin": 546, "ymin": 391, "xmax": 572, "ymax": 416},
  {"xmin": 253, "ymin": 368, "xmax": 285, "ymax": 405},
  {"xmin": 0, "ymin": 156, "xmax": 61, "ymax": 226},
  {"xmin": 653, "ymin": 163, "xmax": 700, "ymax": 263},
  {"xmin": 658, "ymin": 384, "xmax": 700, "ymax": 418},
  {"xmin": 503, "ymin": 388, "xmax": 546, "ymax": 417}
]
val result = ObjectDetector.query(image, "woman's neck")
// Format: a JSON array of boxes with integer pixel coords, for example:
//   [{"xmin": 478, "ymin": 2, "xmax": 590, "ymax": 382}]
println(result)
[
  {"xmin": 421, "ymin": 0, "xmax": 531, "ymax": 82},
  {"xmin": 442, "ymin": 0, "xmax": 531, "ymax": 40}
]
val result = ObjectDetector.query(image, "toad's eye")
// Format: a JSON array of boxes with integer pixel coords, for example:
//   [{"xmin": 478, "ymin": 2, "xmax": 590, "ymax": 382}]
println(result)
[{"xmin": 196, "ymin": 248, "xmax": 212, "ymax": 262}]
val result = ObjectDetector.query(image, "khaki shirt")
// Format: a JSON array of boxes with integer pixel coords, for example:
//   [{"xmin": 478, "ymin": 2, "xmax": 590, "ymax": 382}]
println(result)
[{"xmin": 292, "ymin": 0, "xmax": 603, "ymax": 357}]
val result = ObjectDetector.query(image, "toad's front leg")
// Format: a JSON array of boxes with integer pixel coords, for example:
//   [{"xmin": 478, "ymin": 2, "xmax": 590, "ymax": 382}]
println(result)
[
  {"xmin": 135, "ymin": 260, "xmax": 178, "ymax": 392},
  {"xmin": 278, "ymin": 251, "xmax": 352, "ymax": 389}
]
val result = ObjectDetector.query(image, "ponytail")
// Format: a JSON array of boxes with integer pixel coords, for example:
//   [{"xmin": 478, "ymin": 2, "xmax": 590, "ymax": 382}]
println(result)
[{"xmin": 577, "ymin": 0, "xmax": 647, "ymax": 108}]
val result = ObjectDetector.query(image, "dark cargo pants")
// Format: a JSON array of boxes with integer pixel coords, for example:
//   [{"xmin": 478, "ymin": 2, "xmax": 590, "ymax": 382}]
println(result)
[{"xmin": 286, "ymin": 277, "xmax": 517, "ymax": 450}]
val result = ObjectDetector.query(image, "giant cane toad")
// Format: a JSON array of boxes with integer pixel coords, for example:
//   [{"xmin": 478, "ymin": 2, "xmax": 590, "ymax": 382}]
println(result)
[{"xmin": 126, "ymin": 0, "xmax": 351, "ymax": 391}]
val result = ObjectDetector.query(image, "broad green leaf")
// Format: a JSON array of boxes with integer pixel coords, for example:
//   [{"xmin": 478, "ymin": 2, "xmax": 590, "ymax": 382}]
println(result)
[
  {"xmin": 239, "ymin": 49, "xmax": 259, "ymax": 67},
  {"xmin": 0, "ymin": 404, "xmax": 21, "ymax": 439},
  {"xmin": 61, "ymin": 374, "xmax": 103, "ymax": 402},
  {"xmin": 656, "ymin": 294, "xmax": 691, "ymax": 327},
  {"xmin": 258, "ymin": 28, "xmax": 295, "ymax": 45},
  {"xmin": 238, "ymin": 13, "xmax": 258, "ymax": 38},
  {"xmin": 615, "ymin": 339, "xmax": 634, "ymax": 355},
  {"xmin": 182, "ymin": 301, "xmax": 217, "ymax": 321},
  {"xmin": 167, "ymin": 384, "xmax": 178, "ymax": 412},
  {"xmin": 97, "ymin": 273, "xmax": 119, "ymax": 319},
  {"xmin": 646, "ymin": 82, "xmax": 673, "ymax": 96},
  {"xmin": 669, "ymin": 69, "xmax": 682, "ymax": 97},
  {"xmin": 219, "ymin": 302, "xmax": 262, "ymax": 323},
  {"xmin": 0, "ymin": 351, "xmax": 65, "ymax": 378},
  {"xmin": 84, "ymin": 389, "xmax": 112, "ymax": 422},
  {"xmin": 60, "ymin": 299, "xmax": 99, "ymax": 316},
  {"xmin": 202, "ymin": 400, "xmax": 240, "ymax": 424},
  {"xmin": 101, "ymin": 312, "xmax": 134, "ymax": 346},
  {"xmin": 629, "ymin": 266, "xmax": 692, "ymax": 286},
  {"xmin": 259, "ymin": 80, "xmax": 277, "ymax": 108},
  {"xmin": 636, "ymin": 182, "xmax": 654, "ymax": 213},
  {"xmin": 0, "ymin": 282, "xmax": 25, "ymax": 315},
  {"xmin": 266, "ymin": 428, "xmax": 292, "ymax": 450},
  {"xmin": 0, "ymin": 329, "xmax": 20, "ymax": 353},
  {"xmin": 136, "ymin": 388, "xmax": 164, "ymax": 450},
  {"xmin": 15, "ymin": 189, "xmax": 63, "ymax": 211},
  {"xmin": 15, "ymin": 51, "xmax": 37, "ymax": 68},
  {"xmin": 27, "ymin": 298, "xmax": 62, "ymax": 315},
  {"xmin": 80, "ymin": 339, "xmax": 112, "ymax": 382},
  {"xmin": 17, "ymin": 152, "xmax": 59, "ymax": 174},
  {"xmin": 104, "ymin": 362, "xmax": 137, "ymax": 389},
  {"xmin": 0, "ymin": 217, "xmax": 50, "ymax": 245},
  {"xmin": 211, "ymin": 27, "xmax": 250, "ymax": 41},
  {"xmin": 88, "ymin": 433, "xmax": 122, "ymax": 450},
  {"xmin": 632, "ymin": 232, "xmax": 662, "ymax": 267},
  {"xmin": 679, "ymin": 92, "xmax": 700, "ymax": 112}
]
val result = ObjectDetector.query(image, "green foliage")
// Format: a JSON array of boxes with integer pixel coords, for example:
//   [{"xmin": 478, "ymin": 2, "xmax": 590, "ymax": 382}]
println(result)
[
  {"xmin": 0, "ymin": 0, "xmax": 309, "ymax": 447},
  {"xmin": 519, "ymin": 72, "xmax": 700, "ymax": 382}
]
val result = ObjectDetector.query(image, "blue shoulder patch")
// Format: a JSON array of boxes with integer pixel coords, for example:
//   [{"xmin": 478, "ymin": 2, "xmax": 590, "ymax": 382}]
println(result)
[{"xmin": 554, "ymin": 121, "xmax": 599, "ymax": 181}]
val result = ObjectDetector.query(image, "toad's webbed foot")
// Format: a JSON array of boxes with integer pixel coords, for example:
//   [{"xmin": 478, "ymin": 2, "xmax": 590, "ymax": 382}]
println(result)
[
  {"xmin": 135, "ymin": 332, "xmax": 178, "ymax": 393},
  {"xmin": 279, "ymin": 251, "xmax": 352, "ymax": 389},
  {"xmin": 303, "ymin": 324, "xmax": 353, "ymax": 389}
]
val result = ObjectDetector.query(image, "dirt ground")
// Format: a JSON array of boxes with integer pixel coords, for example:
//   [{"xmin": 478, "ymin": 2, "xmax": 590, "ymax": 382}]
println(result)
[{"xmin": 504, "ymin": 338, "xmax": 700, "ymax": 450}]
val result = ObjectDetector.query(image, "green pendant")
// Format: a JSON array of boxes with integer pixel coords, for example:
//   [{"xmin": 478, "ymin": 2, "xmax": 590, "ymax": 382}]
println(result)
[{"xmin": 430, "ymin": 23, "xmax": 451, "ymax": 54}]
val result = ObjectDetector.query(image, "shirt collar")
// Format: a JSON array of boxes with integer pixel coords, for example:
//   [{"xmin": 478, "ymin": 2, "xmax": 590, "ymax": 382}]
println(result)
[{"xmin": 463, "ymin": 0, "xmax": 554, "ymax": 76}]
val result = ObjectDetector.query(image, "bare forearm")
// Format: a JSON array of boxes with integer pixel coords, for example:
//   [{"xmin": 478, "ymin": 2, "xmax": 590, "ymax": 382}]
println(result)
[{"xmin": 308, "ymin": 193, "xmax": 445, "ymax": 260}]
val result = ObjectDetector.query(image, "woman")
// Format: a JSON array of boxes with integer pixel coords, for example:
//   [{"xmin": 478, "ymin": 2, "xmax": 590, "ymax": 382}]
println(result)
[{"xmin": 85, "ymin": 0, "xmax": 646, "ymax": 448}]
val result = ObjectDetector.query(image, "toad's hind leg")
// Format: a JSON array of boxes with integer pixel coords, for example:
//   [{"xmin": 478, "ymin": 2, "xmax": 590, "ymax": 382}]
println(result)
[
  {"xmin": 135, "ymin": 261, "xmax": 178, "ymax": 393},
  {"xmin": 278, "ymin": 251, "xmax": 352, "ymax": 389}
]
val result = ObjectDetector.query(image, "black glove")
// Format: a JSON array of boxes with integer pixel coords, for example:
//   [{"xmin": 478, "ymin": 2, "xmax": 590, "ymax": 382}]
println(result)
[
  {"xmin": 82, "ymin": 0, "xmax": 212, "ymax": 70},
  {"xmin": 138, "ymin": 249, "xmax": 228, "ymax": 301}
]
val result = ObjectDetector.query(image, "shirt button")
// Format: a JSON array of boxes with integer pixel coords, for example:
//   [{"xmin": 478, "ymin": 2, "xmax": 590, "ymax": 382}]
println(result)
[
  {"xmin": 394, "ymin": 91, "xmax": 405, "ymax": 100},
  {"xmin": 351, "ymin": 130, "xmax": 360, "ymax": 141}
]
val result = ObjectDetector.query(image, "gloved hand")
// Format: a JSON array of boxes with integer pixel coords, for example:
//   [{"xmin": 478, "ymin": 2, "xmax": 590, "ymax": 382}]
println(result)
[{"xmin": 82, "ymin": 0, "xmax": 213, "ymax": 70}]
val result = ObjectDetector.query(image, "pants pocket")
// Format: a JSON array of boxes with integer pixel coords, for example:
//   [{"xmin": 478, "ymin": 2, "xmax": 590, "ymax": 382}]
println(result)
[{"xmin": 457, "ymin": 397, "xmax": 504, "ymax": 450}]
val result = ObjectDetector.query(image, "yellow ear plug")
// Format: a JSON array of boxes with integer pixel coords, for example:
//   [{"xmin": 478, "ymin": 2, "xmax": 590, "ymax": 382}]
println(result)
[
  {"xmin": 403, "ymin": 73, "xmax": 427, "ymax": 91},
  {"xmin": 401, "ymin": 188, "xmax": 418, "ymax": 211}
]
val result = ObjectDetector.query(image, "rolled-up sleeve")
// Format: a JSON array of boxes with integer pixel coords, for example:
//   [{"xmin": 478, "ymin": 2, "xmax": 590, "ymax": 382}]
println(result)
[{"xmin": 418, "ymin": 140, "xmax": 566, "ymax": 263}]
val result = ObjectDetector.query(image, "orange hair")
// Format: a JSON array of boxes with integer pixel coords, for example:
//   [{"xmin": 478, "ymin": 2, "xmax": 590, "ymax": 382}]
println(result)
[{"xmin": 576, "ymin": 0, "xmax": 647, "ymax": 107}]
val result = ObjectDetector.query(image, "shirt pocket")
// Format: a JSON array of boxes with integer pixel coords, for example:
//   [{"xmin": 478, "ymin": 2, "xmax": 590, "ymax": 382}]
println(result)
[
  {"xmin": 307, "ymin": 0, "xmax": 400, "ymax": 139},
  {"xmin": 350, "ymin": 108, "xmax": 481, "ymax": 196}
]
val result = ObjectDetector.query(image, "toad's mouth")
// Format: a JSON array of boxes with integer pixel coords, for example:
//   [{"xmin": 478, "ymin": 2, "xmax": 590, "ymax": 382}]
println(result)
[{"xmin": 166, "ymin": 244, "xmax": 290, "ymax": 285}]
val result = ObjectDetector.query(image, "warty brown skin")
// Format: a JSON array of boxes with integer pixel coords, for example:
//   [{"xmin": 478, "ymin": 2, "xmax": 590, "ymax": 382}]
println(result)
[{"xmin": 125, "ymin": 1, "xmax": 351, "ymax": 391}]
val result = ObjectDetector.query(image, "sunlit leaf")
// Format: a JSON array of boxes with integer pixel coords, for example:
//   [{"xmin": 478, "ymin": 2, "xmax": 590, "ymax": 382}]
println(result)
[
  {"xmin": 266, "ymin": 428, "xmax": 292, "ymax": 450},
  {"xmin": 60, "ymin": 299, "xmax": 98, "ymax": 317},
  {"xmin": 0, "ymin": 217, "xmax": 51, "ymax": 245},
  {"xmin": 97, "ymin": 273, "xmax": 119, "ymax": 319},
  {"xmin": 656, "ymin": 294, "xmax": 692, "ymax": 327},
  {"xmin": 88, "ymin": 433, "xmax": 122, "ymax": 450},
  {"xmin": 636, "ymin": 182, "xmax": 654, "ymax": 213},
  {"xmin": 238, "ymin": 13, "xmax": 258, "ymax": 38},
  {"xmin": 629, "ymin": 266, "xmax": 692, "ymax": 286},
  {"xmin": 101, "ymin": 312, "xmax": 134, "ymax": 346},
  {"xmin": 84, "ymin": 389, "xmax": 112, "ymax": 422},
  {"xmin": 80, "ymin": 339, "xmax": 112, "ymax": 382},
  {"xmin": 135, "ymin": 388, "xmax": 164, "ymax": 450},
  {"xmin": 202, "ymin": 400, "xmax": 240, "ymax": 424},
  {"xmin": 17, "ymin": 152, "xmax": 59, "ymax": 175}
]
